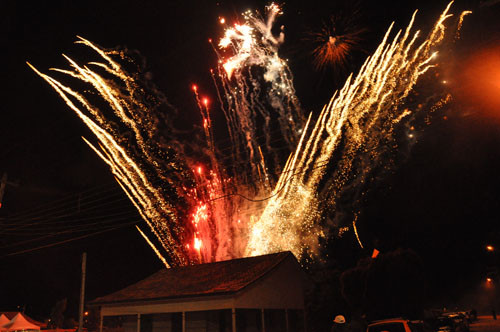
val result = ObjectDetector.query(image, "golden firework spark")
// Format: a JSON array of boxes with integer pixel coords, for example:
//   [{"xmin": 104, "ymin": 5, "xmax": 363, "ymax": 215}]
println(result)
[
  {"xmin": 28, "ymin": 41, "xmax": 188, "ymax": 267},
  {"xmin": 246, "ymin": 3, "xmax": 460, "ymax": 260},
  {"xmin": 29, "ymin": 3, "xmax": 469, "ymax": 267}
]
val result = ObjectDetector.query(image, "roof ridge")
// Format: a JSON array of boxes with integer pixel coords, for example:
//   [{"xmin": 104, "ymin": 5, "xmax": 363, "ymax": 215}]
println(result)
[
  {"xmin": 121, "ymin": 251, "xmax": 292, "ymax": 286},
  {"xmin": 168, "ymin": 251, "xmax": 291, "ymax": 270},
  {"xmin": 234, "ymin": 251, "xmax": 293, "ymax": 292},
  {"xmin": 90, "ymin": 251, "xmax": 295, "ymax": 304}
]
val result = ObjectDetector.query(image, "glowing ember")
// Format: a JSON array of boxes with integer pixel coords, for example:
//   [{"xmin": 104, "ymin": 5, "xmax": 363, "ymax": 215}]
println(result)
[
  {"xmin": 246, "ymin": 2, "xmax": 459, "ymax": 259},
  {"xmin": 308, "ymin": 10, "xmax": 366, "ymax": 72},
  {"xmin": 29, "ymin": 2, "xmax": 466, "ymax": 266}
]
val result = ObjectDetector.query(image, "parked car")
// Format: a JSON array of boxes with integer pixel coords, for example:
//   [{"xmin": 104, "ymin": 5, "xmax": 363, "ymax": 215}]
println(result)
[
  {"xmin": 367, "ymin": 318, "xmax": 432, "ymax": 332},
  {"xmin": 442, "ymin": 313, "xmax": 469, "ymax": 332},
  {"xmin": 424, "ymin": 316, "xmax": 456, "ymax": 332},
  {"xmin": 469, "ymin": 309, "xmax": 477, "ymax": 322}
]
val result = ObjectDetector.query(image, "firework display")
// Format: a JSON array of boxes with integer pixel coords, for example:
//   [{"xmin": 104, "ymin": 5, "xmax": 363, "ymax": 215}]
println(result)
[
  {"xmin": 212, "ymin": 3, "xmax": 304, "ymax": 184},
  {"xmin": 308, "ymin": 9, "xmax": 366, "ymax": 72},
  {"xmin": 247, "ymin": 4, "xmax": 456, "ymax": 259},
  {"xmin": 29, "ymin": 3, "xmax": 466, "ymax": 267}
]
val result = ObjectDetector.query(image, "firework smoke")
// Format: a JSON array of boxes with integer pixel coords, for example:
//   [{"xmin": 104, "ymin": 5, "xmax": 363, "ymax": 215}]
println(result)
[
  {"xmin": 246, "ymin": 3, "xmax": 459, "ymax": 259},
  {"xmin": 27, "ymin": 4, "xmax": 304, "ymax": 265},
  {"xmin": 29, "ymin": 3, "xmax": 467, "ymax": 266},
  {"xmin": 213, "ymin": 3, "xmax": 305, "ymax": 186}
]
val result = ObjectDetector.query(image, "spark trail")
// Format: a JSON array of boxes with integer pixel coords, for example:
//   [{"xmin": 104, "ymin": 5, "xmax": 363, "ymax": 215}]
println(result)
[
  {"xmin": 246, "ymin": 3, "xmax": 459, "ymax": 259},
  {"xmin": 212, "ymin": 3, "xmax": 304, "ymax": 187},
  {"xmin": 29, "ymin": 3, "xmax": 466, "ymax": 267},
  {"xmin": 28, "ymin": 39, "xmax": 197, "ymax": 267}
]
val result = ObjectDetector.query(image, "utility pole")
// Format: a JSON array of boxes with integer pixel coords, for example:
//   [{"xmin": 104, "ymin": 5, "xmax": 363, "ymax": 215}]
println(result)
[
  {"xmin": 78, "ymin": 252, "xmax": 87, "ymax": 332},
  {"xmin": 0, "ymin": 173, "xmax": 7, "ymax": 208}
]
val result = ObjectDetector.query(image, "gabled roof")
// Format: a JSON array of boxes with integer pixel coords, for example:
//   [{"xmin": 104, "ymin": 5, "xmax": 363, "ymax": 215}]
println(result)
[
  {"xmin": 91, "ymin": 251, "xmax": 296, "ymax": 305},
  {"xmin": 0, "ymin": 313, "xmax": 42, "ymax": 327},
  {"xmin": 0, "ymin": 315, "xmax": 16, "ymax": 322},
  {"xmin": 0, "ymin": 315, "xmax": 10, "ymax": 331},
  {"xmin": 1, "ymin": 313, "xmax": 40, "ymax": 331}
]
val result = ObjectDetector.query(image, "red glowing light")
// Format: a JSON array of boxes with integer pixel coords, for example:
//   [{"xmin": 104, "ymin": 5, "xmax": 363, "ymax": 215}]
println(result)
[
  {"xmin": 192, "ymin": 84, "xmax": 198, "ymax": 92},
  {"xmin": 194, "ymin": 237, "xmax": 203, "ymax": 250},
  {"xmin": 203, "ymin": 97, "xmax": 209, "ymax": 106},
  {"xmin": 455, "ymin": 45, "xmax": 500, "ymax": 119},
  {"xmin": 197, "ymin": 166, "xmax": 203, "ymax": 175},
  {"xmin": 208, "ymin": 38, "xmax": 212, "ymax": 43},
  {"xmin": 219, "ymin": 17, "xmax": 225, "ymax": 24}
]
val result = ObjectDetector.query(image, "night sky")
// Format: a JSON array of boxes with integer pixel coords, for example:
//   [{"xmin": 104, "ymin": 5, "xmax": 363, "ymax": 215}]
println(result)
[{"xmin": 2, "ymin": 0, "xmax": 500, "ymax": 321}]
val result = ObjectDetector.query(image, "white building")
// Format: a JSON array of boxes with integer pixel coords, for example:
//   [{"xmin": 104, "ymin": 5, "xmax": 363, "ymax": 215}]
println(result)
[{"xmin": 90, "ymin": 251, "xmax": 307, "ymax": 332}]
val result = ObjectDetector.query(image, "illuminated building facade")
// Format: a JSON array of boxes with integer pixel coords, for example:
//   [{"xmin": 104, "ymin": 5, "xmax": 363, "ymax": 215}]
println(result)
[{"xmin": 90, "ymin": 252, "xmax": 306, "ymax": 332}]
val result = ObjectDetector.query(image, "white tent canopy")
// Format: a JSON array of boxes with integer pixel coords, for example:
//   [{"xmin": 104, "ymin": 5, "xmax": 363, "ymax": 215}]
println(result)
[
  {"xmin": 0, "ymin": 315, "xmax": 9, "ymax": 325},
  {"xmin": 1, "ymin": 313, "xmax": 40, "ymax": 332},
  {"xmin": 0, "ymin": 315, "xmax": 10, "ymax": 332}
]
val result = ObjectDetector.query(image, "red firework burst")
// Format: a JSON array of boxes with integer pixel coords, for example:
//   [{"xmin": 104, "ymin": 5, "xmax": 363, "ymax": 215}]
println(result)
[{"xmin": 309, "ymin": 13, "xmax": 365, "ymax": 72}]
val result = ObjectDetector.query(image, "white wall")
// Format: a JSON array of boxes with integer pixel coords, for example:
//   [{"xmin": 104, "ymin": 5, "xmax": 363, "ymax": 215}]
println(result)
[
  {"xmin": 100, "ymin": 254, "xmax": 306, "ymax": 317},
  {"xmin": 234, "ymin": 256, "xmax": 305, "ymax": 309}
]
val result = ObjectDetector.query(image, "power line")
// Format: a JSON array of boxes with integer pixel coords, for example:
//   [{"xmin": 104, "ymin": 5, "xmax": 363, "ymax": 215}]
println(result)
[
  {"xmin": 0, "ymin": 194, "xmax": 135, "ymax": 230},
  {"xmin": 3, "ymin": 181, "xmax": 124, "ymax": 221},
  {"xmin": 0, "ymin": 222, "xmax": 139, "ymax": 259},
  {"xmin": 0, "ymin": 157, "xmax": 338, "ymax": 259},
  {"xmin": 209, "ymin": 159, "xmax": 331, "ymax": 203},
  {"xmin": 1, "ymin": 210, "xmax": 141, "ymax": 235},
  {"xmin": 0, "ymin": 219, "xmax": 140, "ymax": 250}
]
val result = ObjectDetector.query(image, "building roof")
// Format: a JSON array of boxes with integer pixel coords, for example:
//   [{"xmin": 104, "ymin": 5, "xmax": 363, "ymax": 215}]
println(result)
[
  {"xmin": 0, "ymin": 313, "xmax": 43, "ymax": 327},
  {"xmin": 0, "ymin": 315, "xmax": 10, "ymax": 328},
  {"xmin": 1, "ymin": 313, "xmax": 40, "ymax": 331},
  {"xmin": 91, "ymin": 251, "xmax": 296, "ymax": 305}
]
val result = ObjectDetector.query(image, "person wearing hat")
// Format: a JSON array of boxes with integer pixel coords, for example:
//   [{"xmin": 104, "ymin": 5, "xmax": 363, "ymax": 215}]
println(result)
[{"xmin": 331, "ymin": 315, "xmax": 349, "ymax": 332}]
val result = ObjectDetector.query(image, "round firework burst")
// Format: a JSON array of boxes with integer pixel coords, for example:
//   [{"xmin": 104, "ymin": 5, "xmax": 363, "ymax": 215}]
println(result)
[{"xmin": 308, "ymin": 12, "xmax": 365, "ymax": 72}]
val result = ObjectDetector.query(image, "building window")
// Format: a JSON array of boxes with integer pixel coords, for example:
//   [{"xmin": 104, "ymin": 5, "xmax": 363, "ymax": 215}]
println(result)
[
  {"xmin": 103, "ymin": 315, "xmax": 137, "ymax": 332},
  {"xmin": 235, "ymin": 309, "xmax": 262, "ymax": 332},
  {"xmin": 147, "ymin": 313, "xmax": 182, "ymax": 332},
  {"xmin": 103, "ymin": 313, "xmax": 183, "ymax": 332},
  {"xmin": 264, "ymin": 310, "xmax": 286, "ymax": 332},
  {"xmin": 141, "ymin": 314, "xmax": 153, "ymax": 332},
  {"xmin": 185, "ymin": 310, "xmax": 231, "ymax": 332},
  {"xmin": 287, "ymin": 310, "xmax": 304, "ymax": 332}
]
